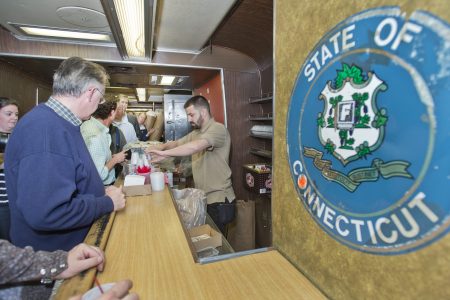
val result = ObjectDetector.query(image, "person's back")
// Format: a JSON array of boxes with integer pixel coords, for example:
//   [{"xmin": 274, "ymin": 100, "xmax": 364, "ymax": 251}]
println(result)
[
  {"xmin": 4, "ymin": 57, "xmax": 126, "ymax": 252},
  {"xmin": 6, "ymin": 104, "xmax": 111, "ymax": 251}
]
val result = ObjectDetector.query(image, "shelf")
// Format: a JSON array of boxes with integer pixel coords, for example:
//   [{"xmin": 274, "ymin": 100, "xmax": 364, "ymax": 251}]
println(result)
[
  {"xmin": 249, "ymin": 133, "xmax": 273, "ymax": 139},
  {"xmin": 249, "ymin": 148, "xmax": 272, "ymax": 158},
  {"xmin": 249, "ymin": 96, "xmax": 272, "ymax": 104},
  {"xmin": 249, "ymin": 113, "xmax": 273, "ymax": 121}
]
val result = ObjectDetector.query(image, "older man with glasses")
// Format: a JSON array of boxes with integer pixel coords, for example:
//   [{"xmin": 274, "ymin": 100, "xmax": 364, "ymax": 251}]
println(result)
[{"xmin": 5, "ymin": 57, "xmax": 127, "ymax": 254}]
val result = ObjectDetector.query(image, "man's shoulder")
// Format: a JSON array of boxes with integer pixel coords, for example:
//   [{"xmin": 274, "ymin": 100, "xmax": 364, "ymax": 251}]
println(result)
[
  {"xmin": 15, "ymin": 105, "xmax": 59, "ymax": 132},
  {"xmin": 81, "ymin": 119, "xmax": 103, "ymax": 136},
  {"xmin": 210, "ymin": 119, "xmax": 226, "ymax": 128},
  {"xmin": 205, "ymin": 120, "xmax": 227, "ymax": 134}
]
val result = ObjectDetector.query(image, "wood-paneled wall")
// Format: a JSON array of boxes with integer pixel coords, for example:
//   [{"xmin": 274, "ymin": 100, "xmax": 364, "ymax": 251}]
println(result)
[
  {"xmin": 223, "ymin": 70, "xmax": 260, "ymax": 200},
  {"xmin": 0, "ymin": 60, "xmax": 51, "ymax": 114},
  {"xmin": 260, "ymin": 65, "xmax": 273, "ymax": 96}
]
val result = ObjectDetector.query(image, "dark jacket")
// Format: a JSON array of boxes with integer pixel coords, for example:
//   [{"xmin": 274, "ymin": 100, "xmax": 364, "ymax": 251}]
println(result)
[
  {"xmin": 5, "ymin": 104, "xmax": 113, "ymax": 252},
  {"xmin": 109, "ymin": 124, "xmax": 127, "ymax": 154},
  {"xmin": 109, "ymin": 124, "xmax": 127, "ymax": 177},
  {"xmin": 127, "ymin": 113, "xmax": 140, "ymax": 137}
]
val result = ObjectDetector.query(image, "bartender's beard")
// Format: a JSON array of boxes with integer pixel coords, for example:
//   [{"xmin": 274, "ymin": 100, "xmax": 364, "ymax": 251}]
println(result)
[{"xmin": 190, "ymin": 115, "xmax": 204, "ymax": 129}]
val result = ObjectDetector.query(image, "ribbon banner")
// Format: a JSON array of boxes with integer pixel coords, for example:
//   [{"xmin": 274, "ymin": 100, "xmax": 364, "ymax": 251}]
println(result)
[{"xmin": 304, "ymin": 147, "xmax": 412, "ymax": 192}]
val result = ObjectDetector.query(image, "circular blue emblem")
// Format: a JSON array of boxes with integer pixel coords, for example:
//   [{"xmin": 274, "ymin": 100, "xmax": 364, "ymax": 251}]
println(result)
[{"xmin": 286, "ymin": 7, "xmax": 450, "ymax": 255}]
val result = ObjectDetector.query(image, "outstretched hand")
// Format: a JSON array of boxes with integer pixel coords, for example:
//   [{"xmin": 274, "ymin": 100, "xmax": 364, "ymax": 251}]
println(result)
[
  {"xmin": 56, "ymin": 243, "xmax": 105, "ymax": 280},
  {"xmin": 147, "ymin": 150, "xmax": 169, "ymax": 164}
]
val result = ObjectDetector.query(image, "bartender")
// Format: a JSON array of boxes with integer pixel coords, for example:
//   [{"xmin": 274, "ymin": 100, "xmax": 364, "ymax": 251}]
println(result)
[{"xmin": 147, "ymin": 95, "xmax": 236, "ymax": 235}]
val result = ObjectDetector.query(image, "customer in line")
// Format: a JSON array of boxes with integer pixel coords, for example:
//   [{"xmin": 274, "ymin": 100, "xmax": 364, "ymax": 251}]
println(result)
[
  {"xmin": 113, "ymin": 95, "xmax": 138, "ymax": 144},
  {"xmin": 82, "ymin": 100, "xmax": 127, "ymax": 185},
  {"xmin": 0, "ymin": 97, "xmax": 19, "ymax": 241},
  {"xmin": 5, "ymin": 57, "xmax": 126, "ymax": 252},
  {"xmin": 136, "ymin": 112, "xmax": 156, "ymax": 141},
  {"xmin": 0, "ymin": 239, "xmax": 138, "ymax": 300},
  {"xmin": 147, "ymin": 95, "xmax": 236, "ymax": 234},
  {"xmin": 137, "ymin": 112, "xmax": 149, "ymax": 141}
]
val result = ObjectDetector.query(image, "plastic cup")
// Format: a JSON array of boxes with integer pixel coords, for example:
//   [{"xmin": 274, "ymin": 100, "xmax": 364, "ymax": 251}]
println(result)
[{"xmin": 150, "ymin": 171, "xmax": 165, "ymax": 192}]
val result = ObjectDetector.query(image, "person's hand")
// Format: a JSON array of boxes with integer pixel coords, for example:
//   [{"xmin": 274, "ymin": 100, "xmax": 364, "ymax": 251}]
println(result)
[
  {"xmin": 55, "ymin": 243, "xmax": 105, "ymax": 280},
  {"xmin": 147, "ymin": 150, "xmax": 169, "ymax": 164},
  {"xmin": 144, "ymin": 144, "xmax": 160, "ymax": 152},
  {"xmin": 68, "ymin": 279, "xmax": 139, "ymax": 300},
  {"xmin": 97, "ymin": 280, "xmax": 138, "ymax": 300},
  {"xmin": 105, "ymin": 185, "xmax": 126, "ymax": 211},
  {"xmin": 146, "ymin": 128, "xmax": 156, "ymax": 137},
  {"xmin": 112, "ymin": 151, "xmax": 126, "ymax": 165}
]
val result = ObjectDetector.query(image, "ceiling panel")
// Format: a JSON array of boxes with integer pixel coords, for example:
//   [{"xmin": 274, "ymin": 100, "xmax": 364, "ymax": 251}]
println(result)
[
  {"xmin": 0, "ymin": 1, "xmax": 110, "ymax": 34},
  {"xmin": 0, "ymin": 0, "xmax": 273, "ymax": 72},
  {"xmin": 153, "ymin": 0, "xmax": 237, "ymax": 53}
]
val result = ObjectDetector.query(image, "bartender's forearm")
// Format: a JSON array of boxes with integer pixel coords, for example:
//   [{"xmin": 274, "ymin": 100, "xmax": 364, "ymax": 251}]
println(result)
[
  {"xmin": 160, "ymin": 140, "xmax": 178, "ymax": 150},
  {"xmin": 164, "ymin": 139, "xmax": 209, "ymax": 157}
]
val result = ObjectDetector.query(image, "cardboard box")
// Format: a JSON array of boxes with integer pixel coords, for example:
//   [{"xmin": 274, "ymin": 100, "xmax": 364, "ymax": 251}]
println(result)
[
  {"xmin": 123, "ymin": 184, "xmax": 152, "ymax": 196},
  {"xmin": 188, "ymin": 224, "xmax": 222, "ymax": 252}
]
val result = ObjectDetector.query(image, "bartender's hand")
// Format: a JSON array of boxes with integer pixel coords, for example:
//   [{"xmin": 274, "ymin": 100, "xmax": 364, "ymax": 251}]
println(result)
[
  {"xmin": 68, "ymin": 279, "xmax": 139, "ymax": 300},
  {"xmin": 145, "ymin": 142, "xmax": 164, "ymax": 153},
  {"xmin": 147, "ymin": 149, "xmax": 169, "ymax": 164},
  {"xmin": 105, "ymin": 185, "xmax": 126, "ymax": 211},
  {"xmin": 55, "ymin": 243, "xmax": 105, "ymax": 279}
]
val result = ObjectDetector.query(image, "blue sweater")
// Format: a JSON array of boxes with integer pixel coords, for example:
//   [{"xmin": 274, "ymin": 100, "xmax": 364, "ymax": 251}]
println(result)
[{"xmin": 5, "ymin": 104, "xmax": 113, "ymax": 251}]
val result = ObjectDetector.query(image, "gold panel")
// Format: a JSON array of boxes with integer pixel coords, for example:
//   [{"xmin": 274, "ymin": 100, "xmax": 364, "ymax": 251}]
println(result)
[{"xmin": 274, "ymin": 0, "xmax": 450, "ymax": 299}]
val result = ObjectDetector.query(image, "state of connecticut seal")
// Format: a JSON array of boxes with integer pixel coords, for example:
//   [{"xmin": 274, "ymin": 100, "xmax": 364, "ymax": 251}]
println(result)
[{"xmin": 286, "ymin": 7, "xmax": 450, "ymax": 254}]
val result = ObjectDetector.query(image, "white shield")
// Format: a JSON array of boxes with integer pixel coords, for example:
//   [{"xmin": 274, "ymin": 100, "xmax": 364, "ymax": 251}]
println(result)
[{"xmin": 318, "ymin": 73, "xmax": 386, "ymax": 165}]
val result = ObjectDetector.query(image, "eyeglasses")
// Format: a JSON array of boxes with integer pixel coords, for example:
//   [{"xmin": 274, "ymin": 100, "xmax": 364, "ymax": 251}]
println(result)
[{"xmin": 93, "ymin": 88, "xmax": 105, "ymax": 104}]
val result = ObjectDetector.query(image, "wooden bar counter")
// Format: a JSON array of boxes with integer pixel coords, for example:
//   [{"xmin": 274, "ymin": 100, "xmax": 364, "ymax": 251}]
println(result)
[{"xmin": 56, "ymin": 187, "xmax": 325, "ymax": 299}]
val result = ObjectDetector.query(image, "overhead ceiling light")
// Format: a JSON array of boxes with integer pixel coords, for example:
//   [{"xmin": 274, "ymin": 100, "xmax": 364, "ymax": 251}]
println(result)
[
  {"xmin": 136, "ymin": 88, "xmax": 146, "ymax": 102},
  {"xmin": 149, "ymin": 74, "xmax": 188, "ymax": 86},
  {"xmin": 101, "ymin": 0, "xmax": 155, "ymax": 60},
  {"xmin": 14, "ymin": 25, "xmax": 111, "ymax": 42},
  {"xmin": 160, "ymin": 76, "xmax": 175, "ymax": 86},
  {"xmin": 114, "ymin": 0, "xmax": 144, "ymax": 57}
]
